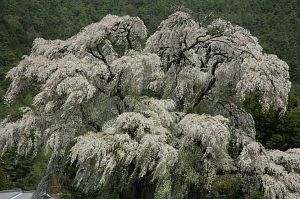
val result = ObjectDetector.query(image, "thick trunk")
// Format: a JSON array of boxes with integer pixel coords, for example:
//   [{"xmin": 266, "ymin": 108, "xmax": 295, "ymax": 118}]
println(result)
[
  {"xmin": 31, "ymin": 172, "xmax": 51, "ymax": 199},
  {"xmin": 31, "ymin": 154, "xmax": 65, "ymax": 199}
]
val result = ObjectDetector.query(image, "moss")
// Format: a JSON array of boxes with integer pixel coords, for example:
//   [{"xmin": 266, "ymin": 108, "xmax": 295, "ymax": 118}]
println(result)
[
  {"xmin": 294, "ymin": 168, "xmax": 300, "ymax": 174},
  {"xmin": 212, "ymin": 176, "xmax": 244, "ymax": 198},
  {"xmin": 211, "ymin": 176, "xmax": 264, "ymax": 199},
  {"xmin": 254, "ymin": 190, "xmax": 264, "ymax": 199}
]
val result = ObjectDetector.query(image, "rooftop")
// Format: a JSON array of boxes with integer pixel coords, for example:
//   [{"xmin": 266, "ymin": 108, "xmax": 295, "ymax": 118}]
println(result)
[{"xmin": 0, "ymin": 190, "xmax": 54, "ymax": 199}]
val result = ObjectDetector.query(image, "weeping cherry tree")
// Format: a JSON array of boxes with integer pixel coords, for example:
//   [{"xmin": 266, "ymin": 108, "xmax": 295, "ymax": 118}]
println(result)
[{"xmin": 0, "ymin": 12, "xmax": 299, "ymax": 199}]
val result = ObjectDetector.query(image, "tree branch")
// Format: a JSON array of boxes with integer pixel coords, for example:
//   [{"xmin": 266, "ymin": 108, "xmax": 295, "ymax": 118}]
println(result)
[
  {"xmin": 89, "ymin": 47, "xmax": 102, "ymax": 60},
  {"xmin": 96, "ymin": 44, "xmax": 107, "ymax": 64},
  {"xmin": 126, "ymin": 25, "xmax": 133, "ymax": 49},
  {"xmin": 188, "ymin": 60, "xmax": 222, "ymax": 112},
  {"xmin": 89, "ymin": 45, "xmax": 115, "ymax": 82}
]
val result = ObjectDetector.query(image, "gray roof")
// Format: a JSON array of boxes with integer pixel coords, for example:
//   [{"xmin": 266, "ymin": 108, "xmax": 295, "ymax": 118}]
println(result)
[
  {"xmin": 0, "ymin": 190, "xmax": 21, "ymax": 199},
  {"xmin": 0, "ymin": 190, "xmax": 54, "ymax": 199}
]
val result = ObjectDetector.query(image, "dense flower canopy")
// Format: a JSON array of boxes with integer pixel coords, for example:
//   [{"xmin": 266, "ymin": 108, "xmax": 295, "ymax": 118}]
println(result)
[{"xmin": 0, "ymin": 12, "xmax": 298, "ymax": 199}]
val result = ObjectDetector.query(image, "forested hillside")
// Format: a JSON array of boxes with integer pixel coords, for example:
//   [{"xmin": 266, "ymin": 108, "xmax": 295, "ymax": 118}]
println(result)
[{"xmin": 0, "ymin": 0, "xmax": 299, "ymax": 197}]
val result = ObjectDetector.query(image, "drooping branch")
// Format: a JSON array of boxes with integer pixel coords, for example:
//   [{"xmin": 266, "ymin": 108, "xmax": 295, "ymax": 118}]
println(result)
[
  {"xmin": 188, "ymin": 60, "xmax": 221, "ymax": 112},
  {"xmin": 88, "ymin": 44, "xmax": 115, "ymax": 82}
]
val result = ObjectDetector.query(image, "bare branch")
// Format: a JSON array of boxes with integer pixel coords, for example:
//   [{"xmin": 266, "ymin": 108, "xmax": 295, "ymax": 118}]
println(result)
[{"xmin": 126, "ymin": 25, "xmax": 133, "ymax": 49}]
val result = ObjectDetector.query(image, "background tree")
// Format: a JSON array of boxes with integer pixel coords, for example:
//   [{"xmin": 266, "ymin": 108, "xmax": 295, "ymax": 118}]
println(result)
[{"xmin": 244, "ymin": 93, "xmax": 300, "ymax": 150}]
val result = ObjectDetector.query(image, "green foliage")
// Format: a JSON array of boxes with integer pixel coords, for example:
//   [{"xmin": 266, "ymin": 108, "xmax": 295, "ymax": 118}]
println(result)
[
  {"xmin": 171, "ymin": 146, "xmax": 208, "ymax": 198},
  {"xmin": 243, "ymin": 92, "xmax": 300, "ymax": 150},
  {"xmin": 0, "ymin": 86, "xmax": 37, "ymax": 120},
  {"xmin": 212, "ymin": 176, "xmax": 243, "ymax": 198},
  {"xmin": 212, "ymin": 176, "xmax": 264, "ymax": 199},
  {"xmin": 0, "ymin": 148, "xmax": 48, "ymax": 190}
]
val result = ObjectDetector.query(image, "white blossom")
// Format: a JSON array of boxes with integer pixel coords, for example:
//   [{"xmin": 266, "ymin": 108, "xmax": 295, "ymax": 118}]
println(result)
[
  {"xmin": 71, "ymin": 112, "xmax": 177, "ymax": 193},
  {"xmin": 239, "ymin": 142, "xmax": 300, "ymax": 198},
  {"xmin": 0, "ymin": 111, "xmax": 37, "ymax": 155},
  {"xmin": 236, "ymin": 55, "xmax": 291, "ymax": 113},
  {"xmin": 31, "ymin": 15, "xmax": 147, "ymax": 59}
]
